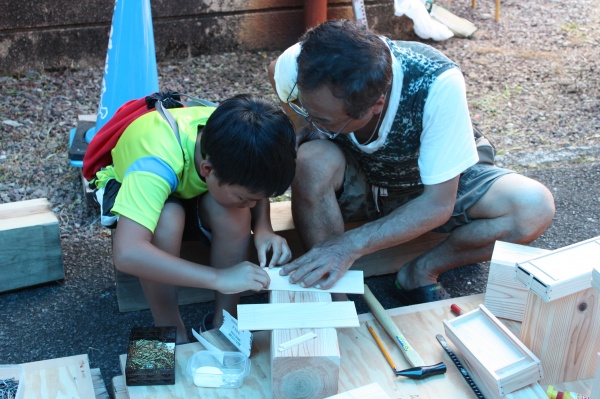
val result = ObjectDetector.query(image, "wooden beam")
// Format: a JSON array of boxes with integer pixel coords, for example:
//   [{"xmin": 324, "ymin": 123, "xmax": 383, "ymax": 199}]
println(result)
[
  {"xmin": 265, "ymin": 268, "xmax": 364, "ymax": 294},
  {"xmin": 114, "ymin": 200, "xmax": 448, "ymax": 312},
  {"xmin": 483, "ymin": 241, "xmax": 550, "ymax": 322},
  {"xmin": 270, "ymin": 290, "xmax": 341, "ymax": 399},
  {"xmin": 0, "ymin": 198, "xmax": 64, "ymax": 292}
]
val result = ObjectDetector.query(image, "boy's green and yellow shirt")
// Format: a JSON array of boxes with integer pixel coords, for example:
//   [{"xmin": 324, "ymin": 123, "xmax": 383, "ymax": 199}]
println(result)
[{"xmin": 94, "ymin": 106, "xmax": 215, "ymax": 233}]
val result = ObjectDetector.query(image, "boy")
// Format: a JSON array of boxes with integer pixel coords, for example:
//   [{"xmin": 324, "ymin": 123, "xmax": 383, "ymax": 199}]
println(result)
[{"xmin": 90, "ymin": 94, "xmax": 297, "ymax": 342}]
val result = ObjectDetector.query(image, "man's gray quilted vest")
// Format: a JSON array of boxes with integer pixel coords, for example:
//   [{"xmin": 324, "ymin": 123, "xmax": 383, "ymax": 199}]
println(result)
[{"xmin": 335, "ymin": 39, "xmax": 458, "ymax": 190}]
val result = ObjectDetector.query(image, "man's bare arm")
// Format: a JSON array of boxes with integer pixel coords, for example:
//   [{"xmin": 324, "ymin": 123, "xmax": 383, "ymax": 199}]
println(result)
[{"xmin": 280, "ymin": 176, "xmax": 459, "ymax": 289}]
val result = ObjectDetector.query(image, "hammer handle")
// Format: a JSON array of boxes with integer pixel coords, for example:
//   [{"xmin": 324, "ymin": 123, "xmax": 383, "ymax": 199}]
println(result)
[{"xmin": 363, "ymin": 284, "xmax": 424, "ymax": 367}]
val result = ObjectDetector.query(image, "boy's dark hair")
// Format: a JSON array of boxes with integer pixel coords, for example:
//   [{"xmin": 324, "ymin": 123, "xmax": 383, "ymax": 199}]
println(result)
[
  {"xmin": 200, "ymin": 94, "xmax": 296, "ymax": 197},
  {"xmin": 297, "ymin": 19, "xmax": 392, "ymax": 119}
]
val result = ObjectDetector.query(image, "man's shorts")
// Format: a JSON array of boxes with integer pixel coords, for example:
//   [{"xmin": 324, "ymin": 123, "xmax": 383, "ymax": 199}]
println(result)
[{"xmin": 336, "ymin": 148, "xmax": 515, "ymax": 234}]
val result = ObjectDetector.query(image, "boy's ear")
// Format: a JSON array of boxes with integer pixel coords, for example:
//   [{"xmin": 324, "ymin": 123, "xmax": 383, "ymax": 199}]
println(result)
[{"xmin": 199, "ymin": 159, "xmax": 213, "ymax": 178}]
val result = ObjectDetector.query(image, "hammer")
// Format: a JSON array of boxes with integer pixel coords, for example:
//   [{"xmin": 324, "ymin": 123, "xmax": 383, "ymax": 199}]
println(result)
[{"xmin": 362, "ymin": 284, "xmax": 446, "ymax": 380}]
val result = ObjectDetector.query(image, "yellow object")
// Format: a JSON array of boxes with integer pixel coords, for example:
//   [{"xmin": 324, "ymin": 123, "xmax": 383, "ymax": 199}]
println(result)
[{"xmin": 546, "ymin": 385, "xmax": 590, "ymax": 399}]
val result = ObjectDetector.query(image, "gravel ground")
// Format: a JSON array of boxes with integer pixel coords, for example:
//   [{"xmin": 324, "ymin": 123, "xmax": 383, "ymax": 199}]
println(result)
[{"xmin": 1, "ymin": 0, "xmax": 599, "ymax": 393}]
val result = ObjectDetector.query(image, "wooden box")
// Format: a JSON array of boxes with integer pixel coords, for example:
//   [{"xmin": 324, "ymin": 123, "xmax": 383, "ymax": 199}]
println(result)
[
  {"xmin": 515, "ymin": 236, "xmax": 600, "ymax": 302},
  {"xmin": 484, "ymin": 241, "xmax": 549, "ymax": 322},
  {"xmin": 0, "ymin": 198, "xmax": 64, "ymax": 292},
  {"xmin": 443, "ymin": 304, "xmax": 542, "ymax": 397},
  {"xmin": 520, "ymin": 286, "xmax": 600, "ymax": 384}
]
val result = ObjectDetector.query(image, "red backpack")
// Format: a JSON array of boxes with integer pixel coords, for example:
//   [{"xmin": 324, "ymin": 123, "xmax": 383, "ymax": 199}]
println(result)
[{"xmin": 82, "ymin": 92, "xmax": 215, "ymax": 181}]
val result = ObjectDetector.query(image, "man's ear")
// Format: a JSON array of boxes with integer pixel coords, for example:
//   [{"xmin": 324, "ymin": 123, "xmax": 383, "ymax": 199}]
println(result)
[
  {"xmin": 199, "ymin": 159, "xmax": 213, "ymax": 179},
  {"xmin": 373, "ymin": 93, "xmax": 387, "ymax": 114}
]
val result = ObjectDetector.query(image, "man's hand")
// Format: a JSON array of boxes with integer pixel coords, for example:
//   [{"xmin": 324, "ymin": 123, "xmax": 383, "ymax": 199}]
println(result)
[
  {"xmin": 216, "ymin": 262, "xmax": 270, "ymax": 294},
  {"xmin": 254, "ymin": 231, "xmax": 292, "ymax": 268},
  {"xmin": 279, "ymin": 239, "xmax": 358, "ymax": 290}
]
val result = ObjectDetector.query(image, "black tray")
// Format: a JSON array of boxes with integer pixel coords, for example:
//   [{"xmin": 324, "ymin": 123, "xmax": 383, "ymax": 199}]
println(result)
[{"xmin": 125, "ymin": 326, "xmax": 177, "ymax": 386}]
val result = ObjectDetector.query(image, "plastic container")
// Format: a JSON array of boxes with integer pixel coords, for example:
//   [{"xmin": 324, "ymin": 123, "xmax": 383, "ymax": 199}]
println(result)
[
  {"xmin": 186, "ymin": 351, "xmax": 250, "ymax": 388},
  {"xmin": 0, "ymin": 364, "xmax": 25, "ymax": 399}
]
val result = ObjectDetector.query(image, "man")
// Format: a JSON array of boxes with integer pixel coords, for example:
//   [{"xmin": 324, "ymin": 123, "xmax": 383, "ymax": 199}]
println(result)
[{"xmin": 267, "ymin": 20, "xmax": 555, "ymax": 304}]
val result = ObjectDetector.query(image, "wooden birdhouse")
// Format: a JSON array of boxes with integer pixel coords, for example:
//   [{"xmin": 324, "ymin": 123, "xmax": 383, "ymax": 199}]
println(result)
[{"xmin": 517, "ymin": 237, "xmax": 600, "ymax": 385}]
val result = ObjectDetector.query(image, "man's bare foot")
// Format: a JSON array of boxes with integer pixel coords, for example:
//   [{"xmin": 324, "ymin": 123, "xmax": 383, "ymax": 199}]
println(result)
[{"xmin": 395, "ymin": 260, "xmax": 438, "ymax": 290}]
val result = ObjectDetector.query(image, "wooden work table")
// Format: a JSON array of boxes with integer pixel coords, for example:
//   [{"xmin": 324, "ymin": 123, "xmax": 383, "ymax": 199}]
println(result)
[{"xmin": 113, "ymin": 293, "xmax": 594, "ymax": 398}]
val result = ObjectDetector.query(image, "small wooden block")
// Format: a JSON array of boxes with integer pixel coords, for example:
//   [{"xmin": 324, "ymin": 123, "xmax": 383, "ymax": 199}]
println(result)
[
  {"xmin": 520, "ymin": 287, "xmax": 600, "ymax": 384},
  {"xmin": 444, "ymin": 304, "xmax": 542, "ymax": 397},
  {"xmin": 515, "ymin": 236, "xmax": 600, "ymax": 301},
  {"xmin": 484, "ymin": 241, "xmax": 550, "ymax": 321},
  {"xmin": 265, "ymin": 268, "xmax": 364, "ymax": 294},
  {"xmin": 0, "ymin": 198, "xmax": 64, "ymax": 292}
]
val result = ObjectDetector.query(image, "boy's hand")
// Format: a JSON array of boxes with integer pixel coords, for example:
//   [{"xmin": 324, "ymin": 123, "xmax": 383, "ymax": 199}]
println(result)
[
  {"xmin": 216, "ymin": 262, "xmax": 270, "ymax": 294},
  {"xmin": 254, "ymin": 232, "xmax": 292, "ymax": 268}
]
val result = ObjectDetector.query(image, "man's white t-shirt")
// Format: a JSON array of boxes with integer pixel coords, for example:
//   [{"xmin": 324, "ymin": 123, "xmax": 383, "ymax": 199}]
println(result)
[{"xmin": 273, "ymin": 41, "xmax": 478, "ymax": 186}]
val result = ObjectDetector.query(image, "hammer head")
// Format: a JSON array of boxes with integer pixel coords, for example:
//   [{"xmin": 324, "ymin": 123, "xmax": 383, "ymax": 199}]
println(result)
[{"xmin": 395, "ymin": 362, "xmax": 447, "ymax": 379}]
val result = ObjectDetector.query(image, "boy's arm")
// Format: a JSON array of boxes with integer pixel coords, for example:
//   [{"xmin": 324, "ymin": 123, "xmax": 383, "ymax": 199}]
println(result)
[
  {"xmin": 113, "ymin": 216, "xmax": 270, "ymax": 294},
  {"xmin": 251, "ymin": 198, "xmax": 292, "ymax": 267}
]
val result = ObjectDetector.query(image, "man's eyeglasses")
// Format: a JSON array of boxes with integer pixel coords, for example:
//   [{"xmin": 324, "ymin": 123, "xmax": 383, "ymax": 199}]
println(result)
[{"xmin": 286, "ymin": 82, "xmax": 352, "ymax": 139}]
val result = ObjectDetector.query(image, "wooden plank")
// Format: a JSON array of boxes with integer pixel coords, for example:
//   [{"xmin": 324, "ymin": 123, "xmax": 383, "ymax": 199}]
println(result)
[
  {"xmin": 520, "ymin": 287, "xmax": 600, "ymax": 384},
  {"xmin": 21, "ymin": 354, "xmax": 96, "ymax": 399},
  {"xmin": 0, "ymin": 199, "xmax": 64, "ymax": 292},
  {"xmin": 270, "ymin": 290, "xmax": 340, "ymax": 399},
  {"xmin": 325, "ymin": 382, "xmax": 391, "ymax": 399},
  {"xmin": 484, "ymin": 241, "xmax": 550, "ymax": 321},
  {"xmin": 115, "ymin": 294, "xmax": 595, "ymax": 398},
  {"xmin": 115, "ymin": 200, "xmax": 448, "ymax": 312},
  {"xmin": 265, "ymin": 268, "xmax": 364, "ymax": 294},
  {"xmin": 0, "ymin": 197, "xmax": 51, "ymax": 220},
  {"xmin": 515, "ymin": 236, "xmax": 600, "ymax": 301},
  {"xmin": 443, "ymin": 305, "xmax": 542, "ymax": 396},
  {"xmin": 237, "ymin": 301, "xmax": 359, "ymax": 330}
]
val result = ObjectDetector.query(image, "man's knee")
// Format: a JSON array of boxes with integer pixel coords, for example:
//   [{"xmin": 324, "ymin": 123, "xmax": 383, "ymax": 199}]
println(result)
[
  {"xmin": 294, "ymin": 140, "xmax": 345, "ymax": 195},
  {"xmin": 507, "ymin": 180, "xmax": 555, "ymax": 241}
]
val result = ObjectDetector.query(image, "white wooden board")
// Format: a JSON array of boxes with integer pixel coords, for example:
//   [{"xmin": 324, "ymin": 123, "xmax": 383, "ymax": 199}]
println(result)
[
  {"xmin": 237, "ymin": 302, "xmax": 359, "ymax": 330},
  {"xmin": 265, "ymin": 268, "xmax": 364, "ymax": 294}
]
